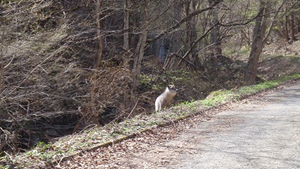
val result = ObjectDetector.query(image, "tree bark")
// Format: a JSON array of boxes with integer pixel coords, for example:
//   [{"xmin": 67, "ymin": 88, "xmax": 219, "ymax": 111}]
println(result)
[
  {"xmin": 132, "ymin": 1, "xmax": 147, "ymax": 90},
  {"xmin": 86, "ymin": 0, "xmax": 103, "ymax": 125},
  {"xmin": 0, "ymin": 42, "xmax": 3, "ymax": 95},
  {"xmin": 123, "ymin": 0, "xmax": 130, "ymax": 50},
  {"xmin": 209, "ymin": 0, "xmax": 222, "ymax": 57},
  {"xmin": 95, "ymin": 0, "xmax": 103, "ymax": 68},
  {"xmin": 284, "ymin": 3, "xmax": 290, "ymax": 42},
  {"xmin": 244, "ymin": 0, "xmax": 270, "ymax": 85},
  {"xmin": 184, "ymin": 0, "xmax": 200, "ymax": 70},
  {"xmin": 190, "ymin": 0, "xmax": 201, "ymax": 70},
  {"xmin": 290, "ymin": 9, "xmax": 295, "ymax": 43},
  {"xmin": 171, "ymin": 0, "xmax": 181, "ymax": 54}
]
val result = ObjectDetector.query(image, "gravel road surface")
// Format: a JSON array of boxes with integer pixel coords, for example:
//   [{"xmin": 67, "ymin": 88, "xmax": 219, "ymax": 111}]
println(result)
[{"xmin": 166, "ymin": 81, "xmax": 300, "ymax": 169}]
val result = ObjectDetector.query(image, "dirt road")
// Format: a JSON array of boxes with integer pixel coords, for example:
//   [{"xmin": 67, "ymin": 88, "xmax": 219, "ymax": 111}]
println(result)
[
  {"xmin": 59, "ymin": 81, "xmax": 300, "ymax": 169},
  {"xmin": 166, "ymin": 82, "xmax": 300, "ymax": 169}
]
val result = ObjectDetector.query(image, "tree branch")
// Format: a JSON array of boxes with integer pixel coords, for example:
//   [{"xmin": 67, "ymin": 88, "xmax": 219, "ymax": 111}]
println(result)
[
  {"xmin": 262, "ymin": 1, "xmax": 284, "ymax": 44},
  {"xmin": 146, "ymin": 1, "xmax": 222, "ymax": 46}
]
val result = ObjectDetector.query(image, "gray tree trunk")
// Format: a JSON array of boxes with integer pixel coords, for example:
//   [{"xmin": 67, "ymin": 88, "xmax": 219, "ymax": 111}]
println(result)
[
  {"xmin": 244, "ymin": 0, "xmax": 270, "ymax": 85},
  {"xmin": 95, "ymin": 0, "xmax": 103, "ymax": 68},
  {"xmin": 208, "ymin": 0, "xmax": 222, "ymax": 72},
  {"xmin": 209, "ymin": 3, "xmax": 222, "ymax": 57},
  {"xmin": 123, "ymin": 0, "xmax": 130, "ymax": 50},
  {"xmin": 132, "ymin": 2, "xmax": 147, "ymax": 90},
  {"xmin": 171, "ymin": 0, "xmax": 181, "ymax": 54}
]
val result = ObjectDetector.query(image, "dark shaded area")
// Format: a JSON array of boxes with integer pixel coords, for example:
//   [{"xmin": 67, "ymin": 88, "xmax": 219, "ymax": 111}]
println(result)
[{"xmin": 0, "ymin": 112, "xmax": 81, "ymax": 152}]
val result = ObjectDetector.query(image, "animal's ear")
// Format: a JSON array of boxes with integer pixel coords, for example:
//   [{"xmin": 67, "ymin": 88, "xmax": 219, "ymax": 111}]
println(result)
[
  {"xmin": 168, "ymin": 84, "xmax": 175, "ymax": 89},
  {"xmin": 168, "ymin": 84, "xmax": 178, "ymax": 91}
]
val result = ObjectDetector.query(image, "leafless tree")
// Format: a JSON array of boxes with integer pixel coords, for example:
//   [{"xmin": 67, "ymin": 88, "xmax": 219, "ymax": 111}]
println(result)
[
  {"xmin": 95, "ymin": 0, "xmax": 103, "ymax": 68},
  {"xmin": 123, "ymin": 0, "xmax": 130, "ymax": 51},
  {"xmin": 132, "ymin": 1, "xmax": 148, "ymax": 91},
  {"xmin": 244, "ymin": 0, "xmax": 271, "ymax": 85},
  {"xmin": 170, "ymin": 0, "xmax": 182, "ymax": 54}
]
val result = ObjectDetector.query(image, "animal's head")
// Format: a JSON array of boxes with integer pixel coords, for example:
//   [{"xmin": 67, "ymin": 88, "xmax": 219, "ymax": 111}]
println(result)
[{"xmin": 167, "ymin": 84, "xmax": 178, "ymax": 94}]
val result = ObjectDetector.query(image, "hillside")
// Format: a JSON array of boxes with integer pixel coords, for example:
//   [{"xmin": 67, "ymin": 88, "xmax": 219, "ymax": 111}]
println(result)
[{"xmin": 1, "ymin": 0, "xmax": 300, "ymax": 161}]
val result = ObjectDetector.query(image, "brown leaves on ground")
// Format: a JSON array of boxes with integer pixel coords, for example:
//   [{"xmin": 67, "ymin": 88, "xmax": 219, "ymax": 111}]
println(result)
[
  {"xmin": 53, "ymin": 89, "xmax": 285, "ymax": 169},
  {"xmin": 56, "ymin": 117, "xmax": 198, "ymax": 169}
]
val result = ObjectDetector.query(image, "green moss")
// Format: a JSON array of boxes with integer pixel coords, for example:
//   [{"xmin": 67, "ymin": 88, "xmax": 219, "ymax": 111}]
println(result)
[
  {"xmin": 238, "ymin": 73, "xmax": 300, "ymax": 95},
  {"xmin": 199, "ymin": 90, "xmax": 237, "ymax": 107},
  {"xmin": 198, "ymin": 73, "xmax": 300, "ymax": 107},
  {"xmin": 166, "ymin": 70, "xmax": 191, "ymax": 81},
  {"xmin": 36, "ymin": 142, "xmax": 51, "ymax": 152},
  {"xmin": 239, "ymin": 45, "xmax": 251, "ymax": 55},
  {"xmin": 140, "ymin": 74, "xmax": 154, "ymax": 84},
  {"xmin": 290, "ymin": 56, "xmax": 300, "ymax": 64}
]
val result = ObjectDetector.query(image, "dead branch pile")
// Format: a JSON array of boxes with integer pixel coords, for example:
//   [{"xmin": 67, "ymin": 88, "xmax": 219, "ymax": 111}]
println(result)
[
  {"xmin": 0, "ymin": 0, "xmax": 135, "ymax": 153},
  {"xmin": 0, "ymin": 27, "xmax": 88, "ymax": 150},
  {"xmin": 80, "ymin": 66, "xmax": 134, "ymax": 126}
]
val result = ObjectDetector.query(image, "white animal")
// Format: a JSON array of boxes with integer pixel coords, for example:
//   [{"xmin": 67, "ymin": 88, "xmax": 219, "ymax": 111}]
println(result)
[{"xmin": 155, "ymin": 85, "xmax": 177, "ymax": 112}]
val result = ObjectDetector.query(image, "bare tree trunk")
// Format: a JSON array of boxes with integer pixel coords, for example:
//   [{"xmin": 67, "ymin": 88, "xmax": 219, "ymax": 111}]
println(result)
[
  {"xmin": 95, "ymin": 0, "xmax": 103, "ymax": 68},
  {"xmin": 185, "ymin": 0, "xmax": 191, "ymax": 54},
  {"xmin": 284, "ymin": 3, "xmax": 290, "ymax": 42},
  {"xmin": 297, "ymin": 3, "xmax": 300, "ymax": 33},
  {"xmin": 184, "ymin": 0, "xmax": 200, "ymax": 70},
  {"xmin": 290, "ymin": 10, "xmax": 295, "ymax": 43},
  {"xmin": 190, "ymin": 0, "xmax": 201, "ymax": 70},
  {"xmin": 0, "ymin": 43, "xmax": 3, "ymax": 95},
  {"xmin": 210, "ymin": 3, "xmax": 222, "ymax": 57},
  {"xmin": 244, "ymin": 0, "xmax": 270, "ymax": 85},
  {"xmin": 123, "ymin": 0, "xmax": 130, "ymax": 50},
  {"xmin": 0, "ymin": 30, "xmax": 3, "ymax": 94},
  {"xmin": 297, "ymin": 8, "xmax": 300, "ymax": 34},
  {"xmin": 289, "ymin": 1, "xmax": 300, "ymax": 42},
  {"xmin": 132, "ymin": 1, "xmax": 147, "ymax": 90},
  {"xmin": 171, "ymin": 0, "xmax": 181, "ymax": 54},
  {"xmin": 84, "ymin": 0, "xmax": 103, "ymax": 126},
  {"xmin": 208, "ymin": 0, "xmax": 222, "ymax": 73}
]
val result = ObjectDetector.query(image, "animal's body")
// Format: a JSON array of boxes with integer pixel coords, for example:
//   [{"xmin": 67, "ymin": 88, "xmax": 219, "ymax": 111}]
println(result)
[{"xmin": 155, "ymin": 85, "xmax": 177, "ymax": 112}]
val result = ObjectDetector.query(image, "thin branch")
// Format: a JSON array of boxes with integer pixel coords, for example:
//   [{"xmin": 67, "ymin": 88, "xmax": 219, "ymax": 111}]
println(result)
[
  {"xmin": 219, "ymin": 9, "xmax": 264, "ymax": 27},
  {"xmin": 4, "ymin": 55, "xmax": 15, "ymax": 69},
  {"xmin": 146, "ymin": 1, "xmax": 221, "ymax": 46},
  {"xmin": 127, "ymin": 99, "xmax": 139, "ymax": 118},
  {"xmin": 181, "ymin": 23, "xmax": 216, "ymax": 60},
  {"xmin": 263, "ymin": 1, "xmax": 285, "ymax": 44}
]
